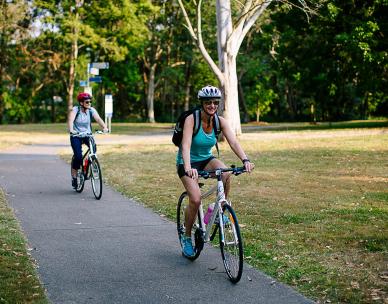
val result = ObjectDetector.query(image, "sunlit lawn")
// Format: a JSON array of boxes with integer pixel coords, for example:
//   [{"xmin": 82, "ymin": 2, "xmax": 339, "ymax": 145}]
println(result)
[
  {"xmin": 95, "ymin": 126, "xmax": 387, "ymax": 304},
  {"xmin": 0, "ymin": 121, "xmax": 387, "ymax": 303}
]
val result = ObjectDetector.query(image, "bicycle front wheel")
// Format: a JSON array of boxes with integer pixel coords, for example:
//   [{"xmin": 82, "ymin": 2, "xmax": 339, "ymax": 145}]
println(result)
[
  {"xmin": 176, "ymin": 192, "xmax": 203, "ymax": 260},
  {"xmin": 90, "ymin": 157, "xmax": 102, "ymax": 200},
  {"xmin": 219, "ymin": 203, "xmax": 243, "ymax": 283}
]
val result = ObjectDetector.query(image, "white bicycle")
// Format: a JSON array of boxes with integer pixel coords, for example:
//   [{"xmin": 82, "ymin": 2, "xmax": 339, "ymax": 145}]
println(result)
[{"xmin": 177, "ymin": 166, "xmax": 246, "ymax": 283}]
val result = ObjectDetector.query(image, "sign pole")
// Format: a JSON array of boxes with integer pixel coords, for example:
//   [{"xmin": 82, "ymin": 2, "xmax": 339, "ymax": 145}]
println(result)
[{"xmin": 104, "ymin": 94, "xmax": 113, "ymax": 133}]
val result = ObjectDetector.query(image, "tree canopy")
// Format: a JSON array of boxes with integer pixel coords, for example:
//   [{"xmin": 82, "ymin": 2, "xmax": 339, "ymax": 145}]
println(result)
[{"xmin": 0, "ymin": 0, "xmax": 386, "ymax": 124}]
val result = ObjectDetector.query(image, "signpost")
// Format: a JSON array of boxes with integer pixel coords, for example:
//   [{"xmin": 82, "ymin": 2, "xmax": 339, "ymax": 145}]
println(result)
[
  {"xmin": 89, "ymin": 67, "xmax": 99, "ymax": 75},
  {"xmin": 79, "ymin": 80, "xmax": 88, "ymax": 87},
  {"xmin": 89, "ymin": 76, "xmax": 102, "ymax": 83},
  {"xmin": 91, "ymin": 62, "xmax": 109, "ymax": 69},
  {"xmin": 82, "ymin": 62, "xmax": 111, "ymax": 130},
  {"xmin": 104, "ymin": 94, "xmax": 113, "ymax": 133}
]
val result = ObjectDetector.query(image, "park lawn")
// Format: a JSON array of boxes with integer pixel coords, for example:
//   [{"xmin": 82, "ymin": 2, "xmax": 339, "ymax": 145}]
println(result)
[
  {"xmin": 0, "ymin": 122, "xmax": 171, "ymax": 151},
  {"xmin": 0, "ymin": 189, "xmax": 48, "ymax": 303},
  {"xmin": 0, "ymin": 121, "xmax": 387, "ymax": 303},
  {"xmin": 95, "ymin": 127, "xmax": 388, "ymax": 304}
]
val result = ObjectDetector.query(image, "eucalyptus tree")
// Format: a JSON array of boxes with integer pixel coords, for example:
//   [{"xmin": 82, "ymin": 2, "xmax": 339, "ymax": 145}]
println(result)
[
  {"xmin": 177, "ymin": 0, "xmax": 272, "ymax": 134},
  {"xmin": 177, "ymin": 0, "xmax": 319, "ymax": 134}
]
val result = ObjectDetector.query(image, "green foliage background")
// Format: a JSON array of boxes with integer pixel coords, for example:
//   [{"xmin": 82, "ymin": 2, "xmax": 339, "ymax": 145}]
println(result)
[{"xmin": 0, "ymin": 0, "xmax": 387, "ymax": 123}]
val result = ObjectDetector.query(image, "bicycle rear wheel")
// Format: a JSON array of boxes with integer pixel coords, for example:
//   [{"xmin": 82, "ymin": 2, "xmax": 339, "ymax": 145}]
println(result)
[
  {"xmin": 219, "ymin": 203, "xmax": 243, "ymax": 283},
  {"xmin": 90, "ymin": 157, "xmax": 102, "ymax": 200},
  {"xmin": 72, "ymin": 156, "xmax": 85, "ymax": 193},
  {"xmin": 176, "ymin": 192, "xmax": 203, "ymax": 260}
]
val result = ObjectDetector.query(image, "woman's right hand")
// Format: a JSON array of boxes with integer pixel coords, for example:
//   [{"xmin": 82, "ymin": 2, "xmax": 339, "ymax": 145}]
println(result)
[{"xmin": 185, "ymin": 168, "xmax": 198, "ymax": 179}]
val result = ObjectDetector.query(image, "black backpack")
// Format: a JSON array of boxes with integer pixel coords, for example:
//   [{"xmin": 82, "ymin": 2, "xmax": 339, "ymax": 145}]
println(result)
[{"xmin": 172, "ymin": 108, "xmax": 221, "ymax": 154}]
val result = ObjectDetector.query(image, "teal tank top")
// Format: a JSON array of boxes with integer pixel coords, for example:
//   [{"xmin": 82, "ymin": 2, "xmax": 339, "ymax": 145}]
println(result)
[{"xmin": 176, "ymin": 123, "xmax": 216, "ymax": 165}]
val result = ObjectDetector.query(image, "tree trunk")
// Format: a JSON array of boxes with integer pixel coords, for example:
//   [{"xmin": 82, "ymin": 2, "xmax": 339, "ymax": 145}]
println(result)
[
  {"xmin": 67, "ymin": 39, "xmax": 77, "ymax": 118},
  {"xmin": 256, "ymin": 106, "xmax": 260, "ymax": 122},
  {"xmin": 146, "ymin": 64, "xmax": 156, "ymax": 123},
  {"xmin": 67, "ymin": 6, "xmax": 79, "ymax": 120},
  {"xmin": 178, "ymin": 0, "xmax": 273, "ymax": 135},
  {"xmin": 184, "ymin": 60, "xmax": 192, "ymax": 111},
  {"xmin": 222, "ymin": 55, "xmax": 242, "ymax": 135},
  {"xmin": 0, "ymin": 0, "xmax": 7, "ymax": 123}
]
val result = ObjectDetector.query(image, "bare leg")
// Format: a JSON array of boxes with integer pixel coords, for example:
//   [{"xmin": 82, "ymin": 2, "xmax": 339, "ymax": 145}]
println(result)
[
  {"xmin": 180, "ymin": 176, "xmax": 201, "ymax": 237},
  {"xmin": 204, "ymin": 158, "xmax": 232, "ymax": 198}
]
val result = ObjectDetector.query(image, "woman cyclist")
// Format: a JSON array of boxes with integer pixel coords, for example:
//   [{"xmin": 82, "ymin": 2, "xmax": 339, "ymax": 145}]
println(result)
[
  {"xmin": 68, "ymin": 92, "xmax": 108, "ymax": 189},
  {"xmin": 177, "ymin": 85, "xmax": 254, "ymax": 258}
]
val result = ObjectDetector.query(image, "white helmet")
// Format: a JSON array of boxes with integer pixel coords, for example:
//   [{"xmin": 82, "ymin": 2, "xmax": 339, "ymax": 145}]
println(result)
[{"xmin": 197, "ymin": 85, "xmax": 222, "ymax": 100}]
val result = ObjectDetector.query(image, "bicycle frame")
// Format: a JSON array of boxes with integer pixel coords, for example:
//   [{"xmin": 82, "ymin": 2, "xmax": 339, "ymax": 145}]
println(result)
[
  {"xmin": 72, "ymin": 132, "xmax": 99, "ymax": 178},
  {"xmin": 81, "ymin": 135, "xmax": 97, "ymax": 161},
  {"xmin": 198, "ymin": 169, "xmax": 230, "ymax": 243}
]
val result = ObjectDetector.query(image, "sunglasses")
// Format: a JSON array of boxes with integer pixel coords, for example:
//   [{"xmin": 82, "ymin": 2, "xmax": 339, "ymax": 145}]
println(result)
[
  {"xmin": 83, "ymin": 100, "xmax": 92, "ymax": 104},
  {"xmin": 203, "ymin": 99, "xmax": 220, "ymax": 106}
]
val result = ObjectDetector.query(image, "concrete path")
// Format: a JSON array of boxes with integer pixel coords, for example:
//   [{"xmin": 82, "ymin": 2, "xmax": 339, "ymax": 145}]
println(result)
[{"xmin": 0, "ymin": 136, "xmax": 314, "ymax": 304}]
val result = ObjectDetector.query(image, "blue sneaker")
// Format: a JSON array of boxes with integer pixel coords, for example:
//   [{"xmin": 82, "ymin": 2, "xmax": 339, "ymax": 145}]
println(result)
[{"xmin": 180, "ymin": 235, "xmax": 195, "ymax": 258}]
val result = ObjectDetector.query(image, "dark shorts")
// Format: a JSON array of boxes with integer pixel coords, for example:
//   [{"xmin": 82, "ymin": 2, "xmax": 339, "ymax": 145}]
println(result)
[{"xmin": 177, "ymin": 156, "xmax": 216, "ymax": 178}]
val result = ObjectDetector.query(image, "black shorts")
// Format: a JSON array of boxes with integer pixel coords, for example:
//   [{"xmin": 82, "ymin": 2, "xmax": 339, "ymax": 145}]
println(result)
[{"xmin": 177, "ymin": 156, "xmax": 215, "ymax": 178}]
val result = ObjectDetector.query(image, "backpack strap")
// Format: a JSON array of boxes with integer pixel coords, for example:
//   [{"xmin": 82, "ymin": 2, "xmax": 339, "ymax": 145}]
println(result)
[
  {"xmin": 213, "ymin": 114, "xmax": 221, "ymax": 138},
  {"xmin": 213, "ymin": 114, "xmax": 221, "ymax": 157},
  {"xmin": 74, "ymin": 106, "xmax": 80, "ymax": 122},
  {"xmin": 89, "ymin": 108, "xmax": 93, "ymax": 132},
  {"xmin": 193, "ymin": 109, "xmax": 201, "ymax": 136}
]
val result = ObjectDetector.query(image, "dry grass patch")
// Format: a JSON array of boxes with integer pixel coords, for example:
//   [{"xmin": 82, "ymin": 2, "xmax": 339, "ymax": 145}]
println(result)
[{"xmin": 97, "ymin": 128, "xmax": 387, "ymax": 304}]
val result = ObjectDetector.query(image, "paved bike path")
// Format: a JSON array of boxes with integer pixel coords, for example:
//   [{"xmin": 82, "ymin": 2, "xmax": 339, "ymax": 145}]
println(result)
[{"xmin": 0, "ymin": 137, "xmax": 314, "ymax": 304}]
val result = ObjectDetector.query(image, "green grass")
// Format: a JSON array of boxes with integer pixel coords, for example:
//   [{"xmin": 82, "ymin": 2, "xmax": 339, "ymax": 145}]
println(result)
[
  {"xmin": 1, "ymin": 121, "xmax": 387, "ymax": 303},
  {"xmin": 244, "ymin": 119, "xmax": 388, "ymax": 132},
  {"xmin": 94, "ymin": 126, "xmax": 388, "ymax": 304},
  {"xmin": 0, "ymin": 189, "xmax": 48, "ymax": 304}
]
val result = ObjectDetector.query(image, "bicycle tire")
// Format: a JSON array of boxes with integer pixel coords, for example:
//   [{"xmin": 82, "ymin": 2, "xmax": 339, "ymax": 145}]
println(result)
[
  {"xmin": 90, "ymin": 157, "xmax": 102, "ymax": 200},
  {"xmin": 219, "ymin": 203, "xmax": 243, "ymax": 283},
  {"xmin": 176, "ymin": 192, "xmax": 203, "ymax": 260},
  {"xmin": 72, "ymin": 156, "xmax": 85, "ymax": 193}
]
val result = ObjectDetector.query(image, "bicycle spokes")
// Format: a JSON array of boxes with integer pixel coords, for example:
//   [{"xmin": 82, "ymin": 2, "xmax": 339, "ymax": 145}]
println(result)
[
  {"xmin": 219, "ymin": 204, "xmax": 243, "ymax": 283},
  {"xmin": 90, "ymin": 158, "xmax": 102, "ymax": 200}
]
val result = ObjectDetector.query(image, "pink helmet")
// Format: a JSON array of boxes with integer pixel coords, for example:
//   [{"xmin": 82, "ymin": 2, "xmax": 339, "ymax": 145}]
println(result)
[{"xmin": 77, "ymin": 92, "xmax": 92, "ymax": 103}]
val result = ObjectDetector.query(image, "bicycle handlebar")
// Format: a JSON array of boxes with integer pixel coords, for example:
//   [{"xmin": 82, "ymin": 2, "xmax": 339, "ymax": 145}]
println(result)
[
  {"xmin": 70, "ymin": 130, "xmax": 107, "ymax": 137},
  {"xmin": 197, "ymin": 166, "xmax": 246, "ymax": 179}
]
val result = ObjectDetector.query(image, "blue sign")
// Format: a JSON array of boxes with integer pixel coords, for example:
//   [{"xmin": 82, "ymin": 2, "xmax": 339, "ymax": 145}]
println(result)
[
  {"xmin": 91, "ymin": 62, "xmax": 109, "ymax": 69},
  {"xmin": 79, "ymin": 80, "xmax": 87, "ymax": 87},
  {"xmin": 89, "ymin": 76, "xmax": 102, "ymax": 83}
]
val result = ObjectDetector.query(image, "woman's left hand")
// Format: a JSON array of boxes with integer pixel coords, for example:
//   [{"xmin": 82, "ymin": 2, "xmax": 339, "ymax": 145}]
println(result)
[{"xmin": 243, "ymin": 160, "xmax": 254, "ymax": 173}]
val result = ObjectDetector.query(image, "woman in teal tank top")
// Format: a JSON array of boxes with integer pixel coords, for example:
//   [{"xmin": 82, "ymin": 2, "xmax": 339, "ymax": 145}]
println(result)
[{"xmin": 177, "ymin": 85, "xmax": 254, "ymax": 258}]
